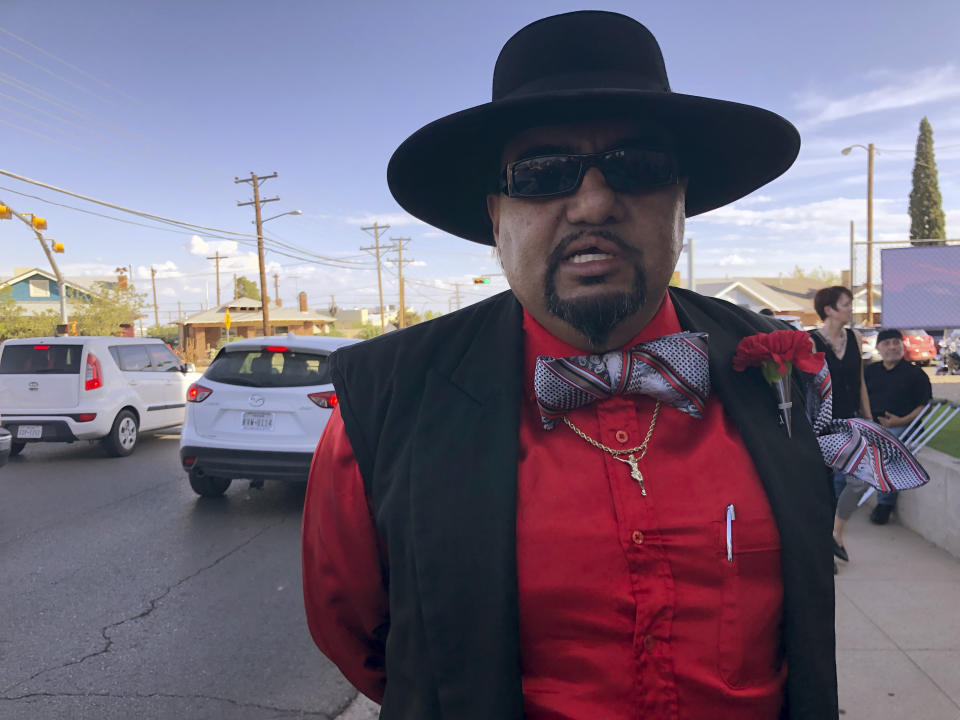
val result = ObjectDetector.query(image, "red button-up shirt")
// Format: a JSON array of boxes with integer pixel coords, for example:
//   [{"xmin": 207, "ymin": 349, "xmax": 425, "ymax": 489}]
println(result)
[{"xmin": 303, "ymin": 294, "xmax": 786, "ymax": 719}]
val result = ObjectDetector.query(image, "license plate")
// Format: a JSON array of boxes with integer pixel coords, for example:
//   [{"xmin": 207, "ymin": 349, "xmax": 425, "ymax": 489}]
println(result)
[
  {"xmin": 242, "ymin": 412, "xmax": 274, "ymax": 431},
  {"xmin": 17, "ymin": 425, "xmax": 42, "ymax": 439}
]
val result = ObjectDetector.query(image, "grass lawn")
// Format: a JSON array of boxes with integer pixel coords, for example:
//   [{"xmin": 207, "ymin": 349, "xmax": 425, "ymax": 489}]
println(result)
[{"xmin": 925, "ymin": 404, "xmax": 960, "ymax": 458}]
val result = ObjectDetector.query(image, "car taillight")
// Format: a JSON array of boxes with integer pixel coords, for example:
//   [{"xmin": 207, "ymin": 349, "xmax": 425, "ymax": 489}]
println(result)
[
  {"xmin": 85, "ymin": 353, "xmax": 103, "ymax": 390},
  {"xmin": 76, "ymin": 413, "xmax": 97, "ymax": 422},
  {"xmin": 308, "ymin": 391, "xmax": 338, "ymax": 409},
  {"xmin": 182, "ymin": 456, "xmax": 196, "ymax": 469},
  {"xmin": 187, "ymin": 383, "xmax": 213, "ymax": 403},
  {"xmin": 264, "ymin": 346, "xmax": 288, "ymax": 353}
]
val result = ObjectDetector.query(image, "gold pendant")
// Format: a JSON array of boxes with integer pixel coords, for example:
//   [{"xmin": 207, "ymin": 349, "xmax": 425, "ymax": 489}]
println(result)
[{"xmin": 614, "ymin": 453, "xmax": 646, "ymax": 496}]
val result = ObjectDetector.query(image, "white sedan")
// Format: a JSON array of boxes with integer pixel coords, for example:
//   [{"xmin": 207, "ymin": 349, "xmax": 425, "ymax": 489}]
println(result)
[{"xmin": 179, "ymin": 334, "xmax": 359, "ymax": 497}]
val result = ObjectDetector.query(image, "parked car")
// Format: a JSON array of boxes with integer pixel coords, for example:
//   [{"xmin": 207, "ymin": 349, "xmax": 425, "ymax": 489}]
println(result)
[
  {"xmin": 0, "ymin": 421, "xmax": 9, "ymax": 467},
  {"xmin": 179, "ymin": 335, "xmax": 360, "ymax": 497},
  {"xmin": 900, "ymin": 329, "xmax": 937, "ymax": 366},
  {"xmin": 0, "ymin": 337, "xmax": 194, "ymax": 457},
  {"xmin": 856, "ymin": 327, "xmax": 880, "ymax": 363}
]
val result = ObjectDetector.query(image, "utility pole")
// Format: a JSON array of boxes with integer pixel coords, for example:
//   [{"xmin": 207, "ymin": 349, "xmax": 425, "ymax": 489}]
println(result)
[
  {"xmin": 206, "ymin": 250, "xmax": 229, "ymax": 306},
  {"xmin": 361, "ymin": 222, "xmax": 390, "ymax": 332},
  {"xmin": 273, "ymin": 272, "xmax": 280, "ymax": 306},
  {"xmin": 452, "ymin": 282, "xmax": 463, "ymax": 311},
  {"xmin": 177, "ymin": 301, "xmax": 182, "ymax": 323},
  {"xmin": 233, "ymin": 273, "xmax": 238, "ymax": 300},
  {"xmin": 683, "ymin": 236, "xmax": 695, "ymax": 291},
  {"xmin": 150, "ymin": 266, "xmax": 159, "ymax": 328},
  {"xmin": 390, "ymin": 237, "xmax": 413, "ymax": 328},
  {"xmin": 235, "ymin": 171, "xmax": 279, "ymax": 337},
  {"xmin": 849, "ymin": 221, "xmax": 855, "ymax": 294}
]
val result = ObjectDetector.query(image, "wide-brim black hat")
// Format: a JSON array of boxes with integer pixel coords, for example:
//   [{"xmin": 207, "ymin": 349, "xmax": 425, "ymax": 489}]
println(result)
[{"xmin": 387, "ymin": 10, "xmax": 800, "ymax": 246}]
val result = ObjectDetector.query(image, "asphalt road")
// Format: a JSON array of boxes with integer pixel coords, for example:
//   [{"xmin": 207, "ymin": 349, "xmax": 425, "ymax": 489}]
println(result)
[{"xmin": 0, "ymin": 431, "xmax": 371, "ymax": 719}]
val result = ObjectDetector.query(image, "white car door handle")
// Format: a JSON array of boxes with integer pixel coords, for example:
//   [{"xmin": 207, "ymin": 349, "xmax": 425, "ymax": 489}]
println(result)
[{"xmin": 128, "ymin": 381, "xmax": 138, "ymax": 386}]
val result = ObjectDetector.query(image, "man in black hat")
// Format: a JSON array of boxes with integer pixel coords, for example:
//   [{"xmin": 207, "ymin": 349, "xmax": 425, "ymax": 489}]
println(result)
[
  {"xmin": 303, "ymin": 11, "xmax": 837, "ymax": 719},
  {"xmin": 864, "ymin": 329, "xmax": 933, "ymax": 524}
]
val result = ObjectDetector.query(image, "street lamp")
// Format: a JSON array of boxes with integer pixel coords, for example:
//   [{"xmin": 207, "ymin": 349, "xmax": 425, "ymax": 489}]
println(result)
[
  {"xmin": 841, "ymin": 143, "xmax": 875, "ymax": 324},
  {"xmin": 259, "ymin": 209, "xmax": 302, "ymax": 224},
  {"xmin": 252, "ymin": 209, "xmax": 301, "ymax": 335}
]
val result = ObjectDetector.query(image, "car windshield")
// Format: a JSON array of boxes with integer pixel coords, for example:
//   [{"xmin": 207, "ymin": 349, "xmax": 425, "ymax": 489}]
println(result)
[
  {"xmin": 0, "ymin": 344, "xmax": 83, "ymax": 374},
  {"xmin": 204, "ymin": 348, "xmax": 331, "ymax": 388}
]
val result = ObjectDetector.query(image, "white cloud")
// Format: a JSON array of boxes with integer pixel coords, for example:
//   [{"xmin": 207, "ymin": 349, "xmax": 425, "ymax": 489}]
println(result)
[
  {"xmin": 796, "ymin": 65, "xmax": 960, "ymax": 127},
  {"xmin": 732, "ymin": 195, "xmax": 773, "ymax": 207},
  {"xmin": 717, "ymin": 254, "xmax": 755, "ymax": 267},
  {"xmin": 186, "ymin": 234, "xmax": 238, "ymax": 256}
]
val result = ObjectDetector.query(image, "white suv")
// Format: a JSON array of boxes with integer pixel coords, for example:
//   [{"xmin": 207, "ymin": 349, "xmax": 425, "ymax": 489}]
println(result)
[
  {"xmin": 179, "ymin": 335, "xmax": 359, "ymax": 497},
  {"xmin": 0, "ymin": 337, "xmax": 193, "ymax": 457}
]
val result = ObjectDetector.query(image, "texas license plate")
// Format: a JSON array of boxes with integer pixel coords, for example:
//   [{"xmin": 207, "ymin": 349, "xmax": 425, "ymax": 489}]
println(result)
[
  {"xmin": 242, "ymin": 412, "xmax": 274, "ymax": 431},
  {"xmin": 16, "ymin": 425, "xmax": 42, "ymax": 439}
]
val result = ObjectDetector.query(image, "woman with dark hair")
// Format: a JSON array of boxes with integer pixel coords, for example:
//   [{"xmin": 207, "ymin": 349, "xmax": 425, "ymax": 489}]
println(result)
[{"xmin": 810, "ymin": 286, "xmax": 872, "ymax": 567}]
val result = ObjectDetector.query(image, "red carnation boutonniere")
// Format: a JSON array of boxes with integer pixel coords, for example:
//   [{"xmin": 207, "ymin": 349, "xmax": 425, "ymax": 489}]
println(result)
[{"xmin": 732, "ymin": 330, "xmax": 825, "ymax": 438}]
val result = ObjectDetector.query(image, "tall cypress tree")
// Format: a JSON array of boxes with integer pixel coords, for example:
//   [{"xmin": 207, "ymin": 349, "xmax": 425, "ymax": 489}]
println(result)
[{"xmin": 908, "ymin": 116, "xmax": 946, "ymax": 245}]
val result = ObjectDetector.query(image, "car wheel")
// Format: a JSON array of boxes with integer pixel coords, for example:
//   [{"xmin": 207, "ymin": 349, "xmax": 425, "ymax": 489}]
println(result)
[
  {"xmin": 189, "ymin": 468, "xmax": 232, "ymax": 498},
  {"xmin": 9, "ymin": 441, "xmax": 26, "ymax": 457},
  {"xmin": 102, "ymin": 410, "xmax": 139, "ymax": 457}
]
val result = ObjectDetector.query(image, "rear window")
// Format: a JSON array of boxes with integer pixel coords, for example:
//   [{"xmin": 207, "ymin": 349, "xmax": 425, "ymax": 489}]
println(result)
[
  {"xmin": 205, "ymin": 348, "xmax": 331, "ymax": 387},
  {"xmin": 0, "ymin": 344, "xmax": 83, "ymax": 374}
]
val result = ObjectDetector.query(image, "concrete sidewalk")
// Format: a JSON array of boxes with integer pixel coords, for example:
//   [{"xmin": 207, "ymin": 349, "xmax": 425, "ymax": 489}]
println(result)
[{"xmin": 836, "ymin": 506, "xmax": 960, "ymax": 719}]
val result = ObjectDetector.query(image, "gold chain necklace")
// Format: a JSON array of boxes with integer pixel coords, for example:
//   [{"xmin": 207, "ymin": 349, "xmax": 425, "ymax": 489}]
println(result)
[{"xmin": 561, "ymin": 400, "xmax": 662, "ymax": 496}]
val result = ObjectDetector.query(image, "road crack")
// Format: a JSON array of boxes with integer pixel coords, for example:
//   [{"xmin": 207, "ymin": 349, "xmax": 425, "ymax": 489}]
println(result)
[{"xmin": 1, "ymin": 516, "xmax": 287, "ymax": 697}]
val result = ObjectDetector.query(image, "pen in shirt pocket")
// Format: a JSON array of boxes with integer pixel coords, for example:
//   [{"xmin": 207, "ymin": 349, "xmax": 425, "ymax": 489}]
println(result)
[{"xmin": 725, "ymin": 504, "xmax": 736, "ymax": 562}]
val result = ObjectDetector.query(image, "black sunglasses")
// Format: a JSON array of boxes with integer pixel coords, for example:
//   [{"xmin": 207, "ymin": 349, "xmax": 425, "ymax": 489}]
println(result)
[{"xmin": 500, "ymin": 147, "xmax": 678, "ymax": 198}]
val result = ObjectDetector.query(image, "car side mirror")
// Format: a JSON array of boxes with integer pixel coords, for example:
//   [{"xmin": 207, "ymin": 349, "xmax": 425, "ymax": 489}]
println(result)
[{"xmin": 181, "ymin": 363, "xmax": 196, "ymax": 373}]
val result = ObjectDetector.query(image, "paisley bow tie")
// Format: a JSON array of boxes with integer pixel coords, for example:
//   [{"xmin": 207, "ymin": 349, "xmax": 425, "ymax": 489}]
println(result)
[{"xmin": 533, "ymin": 331, "xmax": 711, "ymax": 430}]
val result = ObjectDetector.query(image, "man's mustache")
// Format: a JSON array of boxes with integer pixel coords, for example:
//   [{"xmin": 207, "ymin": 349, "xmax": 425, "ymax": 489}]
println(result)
[{"xmin": 546, "ymin": 230, "xmax": 639, "ymax": 272}]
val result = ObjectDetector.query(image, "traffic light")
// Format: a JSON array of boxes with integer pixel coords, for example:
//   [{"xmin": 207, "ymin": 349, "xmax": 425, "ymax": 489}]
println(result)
[
  {"xmin": 51, "ymin": 241, "xmax": 65, "ymax": 253},
  {"xmin": 0, "ymin": 205, "xmax": 10, "ymax": 219},
  {"xmin": 30, "ymin": 215, "xmax": 47, "ymax": 230},
  {"xmin": 473, "ymin": 277, "xmax": 491, "ymax": 284}
]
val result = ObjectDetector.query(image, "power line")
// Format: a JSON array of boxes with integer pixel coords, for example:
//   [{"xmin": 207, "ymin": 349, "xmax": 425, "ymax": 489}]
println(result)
[{"xmin": 0, "ymin": 25, "xmax": 134, "ymax": 100}]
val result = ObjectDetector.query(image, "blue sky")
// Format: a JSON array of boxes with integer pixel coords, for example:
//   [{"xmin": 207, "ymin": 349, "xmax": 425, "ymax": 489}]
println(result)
[{"xmin": 1, "ymin": 0, "xmax": 958, "ymax": 319}]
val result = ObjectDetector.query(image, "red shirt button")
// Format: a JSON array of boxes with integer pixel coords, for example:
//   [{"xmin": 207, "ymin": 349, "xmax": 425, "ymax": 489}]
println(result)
[
  {"xmin": 615, "ymin": 430, "xmax": 628, "ymax": 443},
  {"xmin": 631, "ymin": 530, "xmax": 644, "ymax": 546},
  {"xmin": 643, "ymin": 635, "xmax": 657, "ymax": 651}
]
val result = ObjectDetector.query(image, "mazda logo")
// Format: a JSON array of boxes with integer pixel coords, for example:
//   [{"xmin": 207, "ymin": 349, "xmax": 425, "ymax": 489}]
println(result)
[
  {"xmin": 249, "ymin": 394, "xmax": 265, "ymax": 407},
  {"xmin": 28, "ymin": 382, "xmax": 39, "ymax": 391}
]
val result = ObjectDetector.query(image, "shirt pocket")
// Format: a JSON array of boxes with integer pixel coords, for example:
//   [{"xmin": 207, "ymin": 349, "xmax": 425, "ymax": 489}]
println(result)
[{"xmin": 715, "ymin": 517, "xmax": 785, "ymax": 689}]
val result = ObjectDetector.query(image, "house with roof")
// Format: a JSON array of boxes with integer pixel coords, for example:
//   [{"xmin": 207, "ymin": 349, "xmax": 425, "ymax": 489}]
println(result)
[
  {"xmin": 694, "ymin": 276, "xmax": 882, "ymax": 326},
  {"xmin": 181, "ymin": 292, "xmax": 336, "ymax": 358},
  {"xmin": 0, "ymin": 267, "xmax": 103, "ymax": 315}
]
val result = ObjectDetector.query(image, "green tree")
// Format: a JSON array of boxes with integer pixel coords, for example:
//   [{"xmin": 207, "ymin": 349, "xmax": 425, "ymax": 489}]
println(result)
[
  {"xmin": 791, "ymin": 265, "xmax": 840, "ymax": 284},
  {"xmin": 909, "ymin": 117, "xmax": 946, "ymax": 245},
  {"xmin": 357, "ymin": 323, "xmax": 384, "ymax": 339},
  {"xmin": 0, "ymin": 290, "xmax": 60, "ymax": 341},
  {"xmin": 71, "ymin": 282, "xmax": 146, "ymax": 336},
  {"xmin": 423, "ymin": 310, "xmax": 443, "ymax": 321},
  {"xmin": 235, "ymin": 276, "xmax": 261, "ymax": 301},
  {"xmin": 146, "ymin": 323, "xmax": 179, "ymax": 345},
  {"xmin": 402, "ymin": 309, "xmax": 423, "ymax": 327}
]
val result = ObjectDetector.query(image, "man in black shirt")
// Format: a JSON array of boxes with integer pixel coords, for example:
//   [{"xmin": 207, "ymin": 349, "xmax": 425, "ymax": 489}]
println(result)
[{"xmin": 864, "ymin": 328, "xmax": 933, "ymax": 523}]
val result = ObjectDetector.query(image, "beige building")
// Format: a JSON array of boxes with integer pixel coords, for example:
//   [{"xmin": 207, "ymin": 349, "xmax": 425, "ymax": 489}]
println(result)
[{"xmin": 181, "ymin": 293, "xmax": 335, "ymax": 359}]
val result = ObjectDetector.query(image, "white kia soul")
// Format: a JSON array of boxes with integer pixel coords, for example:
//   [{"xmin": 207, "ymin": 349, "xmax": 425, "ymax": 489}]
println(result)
[
  {"xmin": 179, "ymin": 335, "xmax": 359, "ymax": 497},
  {"xmin": 0, "ymin": 336, "xmax": 194, "ymax": 457}
]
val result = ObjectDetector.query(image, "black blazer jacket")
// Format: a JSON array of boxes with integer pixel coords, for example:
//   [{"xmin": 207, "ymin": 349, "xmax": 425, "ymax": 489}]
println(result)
[{"xmin": 329, "ymin": 288, "xmax": 838, "ymax": 720}]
